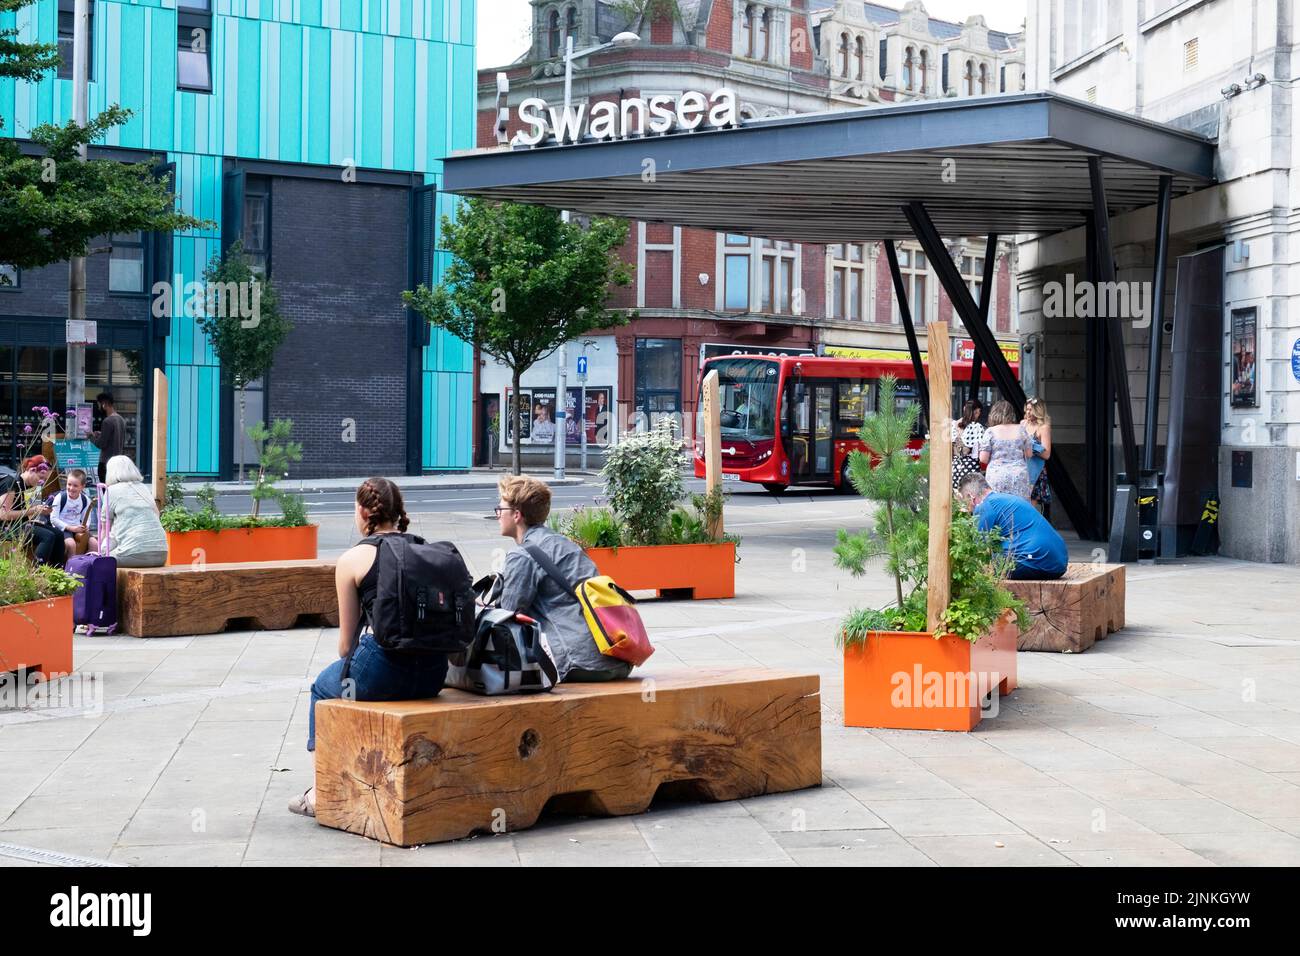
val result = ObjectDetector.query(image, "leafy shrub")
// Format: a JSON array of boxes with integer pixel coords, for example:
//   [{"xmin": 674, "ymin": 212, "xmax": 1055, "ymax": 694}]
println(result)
[
  {"xmin": 600, "ymin": 419, "xmax": 686, "ymax": 545},
  {"xmin": 554, "ymin": 506, "xmax": 625, "ymax": 549},
  {"xmin": 0, "ymin": 548, "xmax": 82, "ymax": 608}
]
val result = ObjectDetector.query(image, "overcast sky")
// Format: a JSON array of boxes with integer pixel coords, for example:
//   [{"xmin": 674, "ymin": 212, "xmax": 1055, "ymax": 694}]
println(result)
[{"xmin": 476, "ymin": 0, "xmax": 1029, "ymax": 71}]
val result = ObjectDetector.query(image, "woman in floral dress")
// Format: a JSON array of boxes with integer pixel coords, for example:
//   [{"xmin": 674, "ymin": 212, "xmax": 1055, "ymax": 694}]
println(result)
[{"xmin": 978, "ymin": 400, "xmax": 1033, "ymax": 499}]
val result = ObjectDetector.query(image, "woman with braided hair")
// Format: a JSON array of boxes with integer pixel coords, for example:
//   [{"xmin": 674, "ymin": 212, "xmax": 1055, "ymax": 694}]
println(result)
[{"xmin": 289, "ymin": 477, "xmax": 449, "ymax": 818}]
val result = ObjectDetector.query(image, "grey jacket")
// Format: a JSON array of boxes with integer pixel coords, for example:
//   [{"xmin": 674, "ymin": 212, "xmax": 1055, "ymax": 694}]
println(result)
[{"xmin": 499, "ymin": 525, "xmax": 631, "ymax": 681}]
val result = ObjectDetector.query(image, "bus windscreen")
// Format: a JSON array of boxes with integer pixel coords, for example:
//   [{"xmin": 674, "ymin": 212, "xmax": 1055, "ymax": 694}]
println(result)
[{"xmin": 703, "ymin": 358, "xmax": 780, "ymax": 443}]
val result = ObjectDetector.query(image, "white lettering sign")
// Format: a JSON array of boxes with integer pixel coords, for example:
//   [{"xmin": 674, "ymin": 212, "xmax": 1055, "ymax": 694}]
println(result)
[{"xmin": 513, "ymin": 89, "xmax": 737, "ymax": 147}]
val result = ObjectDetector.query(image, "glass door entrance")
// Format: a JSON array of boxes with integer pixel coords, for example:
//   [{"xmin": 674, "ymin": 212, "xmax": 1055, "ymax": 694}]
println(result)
[
  {"xmin": 784, "ymin": 381, "xmax": 835, "ymax": 482},
  {"xmin": 0, "ymin": 337, "xmax": 145, "ymax": 471}
]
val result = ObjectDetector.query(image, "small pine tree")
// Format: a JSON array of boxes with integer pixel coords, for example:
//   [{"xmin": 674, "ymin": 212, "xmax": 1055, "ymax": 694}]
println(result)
[{"xmin": 833, "ymin": 376, "xmax": 930, "ymax": 612}]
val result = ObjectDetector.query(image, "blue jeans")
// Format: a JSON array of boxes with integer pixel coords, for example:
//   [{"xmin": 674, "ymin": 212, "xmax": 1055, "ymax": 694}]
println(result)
[{"xmin": 307, "ymin": 634, "xmax": 449, "ymax": 752}]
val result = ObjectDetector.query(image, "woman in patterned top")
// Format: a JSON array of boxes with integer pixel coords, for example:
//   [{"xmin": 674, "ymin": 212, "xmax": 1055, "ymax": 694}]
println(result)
[{"xmin": 978, "ymin": 400, "xmax": 1033, "ymax": 499}]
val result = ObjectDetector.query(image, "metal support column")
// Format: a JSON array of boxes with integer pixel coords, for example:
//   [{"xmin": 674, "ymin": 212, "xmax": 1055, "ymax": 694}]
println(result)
[
  {"xmin": 1088, "ymin": 157, "xmax": 1141, "ymax": 485},
  {"xmin": 1142, "ymin": 175, "xmax": 1173, "ymax": 472},
  {"xmin": 884, "ymin": 240, "xmax": 929, "ymax": 425},
  {"xmin": 902, "ymin": 201, "xmax": 1095, "ymax": 539},
  {"xmin": 968, "ymin": 233, "xmax": 998, "ymax": 407}
]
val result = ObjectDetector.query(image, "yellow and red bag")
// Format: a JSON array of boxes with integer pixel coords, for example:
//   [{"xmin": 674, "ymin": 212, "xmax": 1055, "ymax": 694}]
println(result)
[{"xmin": 524, "ymin": 545, "xmax": 655, "ymax": 667}]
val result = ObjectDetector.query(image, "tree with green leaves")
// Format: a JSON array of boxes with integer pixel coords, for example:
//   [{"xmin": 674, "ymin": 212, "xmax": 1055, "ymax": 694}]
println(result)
[
  {"xmin": 404, "ymin": 199, "xmax": 634, "ymax": 474},
  {"xmin": 0, "ymin": 0, "xmax": 208, "ymax": 275},
  {"xmin": 195, "ymin": 243, "xmax": 291, "ymax": 481}
]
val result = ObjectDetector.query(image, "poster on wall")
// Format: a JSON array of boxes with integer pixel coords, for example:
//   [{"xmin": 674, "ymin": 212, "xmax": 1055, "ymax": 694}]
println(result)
[
  {"xmin": 1230, "ymin": 307, "xmax": 1258, "ymax": 408},
  {"xmin": 529, "ymin": 390, "xmax": 558, "ymax": 444},
  {"xmin": 527, "ymin": 388, "xmax": 614, "ymax": 445},
  {"xmin": 505, "ymin": 389, "xmax": 532, "ymax": 446},
  {"xmin": 580, "ymin": 387, "xmax": 612, "ymax": 444}
]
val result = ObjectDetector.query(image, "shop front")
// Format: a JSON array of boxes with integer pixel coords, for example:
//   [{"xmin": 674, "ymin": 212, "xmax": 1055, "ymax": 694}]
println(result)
[{"xmin": 0, "ymin": 318, "xmax": 153, "ymax": 473}]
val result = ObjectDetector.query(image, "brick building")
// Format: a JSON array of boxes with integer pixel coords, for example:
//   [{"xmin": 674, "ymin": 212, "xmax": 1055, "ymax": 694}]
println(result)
[{"xmin": 474, "ymin": 0, "xmax": 1026, "ymax": 466}]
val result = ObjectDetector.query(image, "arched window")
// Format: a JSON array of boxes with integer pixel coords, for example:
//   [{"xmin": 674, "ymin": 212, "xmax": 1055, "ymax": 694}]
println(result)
[
  {"xmin": 964, "ymin": 59, "xmax": 974, "ymax": 95},
  {"xmin": 902, "ymin": 46, "xmax": 914, "ymax": 90},
  {"xmin": 741, "ymin": 5, "xmax": 753, "ymax": 58},
  {"xmin": 855, "ymin": 36, "xmax": 865, "ymax": 80},
  {"xmin": 565, "ymin": 6, "xmax": 576, "ymax": 42},
  {"xmin": 547, "ymin": 9, "xmax": 560, "ymax": 57},
  {"xmin": 838, "ymin": 32, "xmax": 849, "ymax": 77},
  {"xmin": 758, "ymin": 8, "xmax": 770, "ymax": 61},
  {"xmin": 919, "ymin": 49, "xmax": 929, "ymax": 92},
  {"xmin": 978, "ymin": 62, "xmax": 989, "ymax": 94}
]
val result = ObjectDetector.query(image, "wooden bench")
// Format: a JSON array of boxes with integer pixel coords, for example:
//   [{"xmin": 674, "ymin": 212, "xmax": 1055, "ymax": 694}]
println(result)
[
  {"xmin": 314, "ymin": 669, "xmax": 822, "ymax": 846},
  {"xmin": 117, "ymin": 560, "xmax": 339, "ymax": 637},
  {"xmin": 1004, "ymin": 562, "xmax": 1126, "ymax": 653}
]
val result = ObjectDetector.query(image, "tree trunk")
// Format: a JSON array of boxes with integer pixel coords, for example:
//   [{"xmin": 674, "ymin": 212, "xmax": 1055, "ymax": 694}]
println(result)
[
  {"xmin": 511, "ymin": 368, "xmax": 522, "ymax": 476},
  {"xmin": 238, "ymin": 386, "xmax": 247, "ymax": 483}
]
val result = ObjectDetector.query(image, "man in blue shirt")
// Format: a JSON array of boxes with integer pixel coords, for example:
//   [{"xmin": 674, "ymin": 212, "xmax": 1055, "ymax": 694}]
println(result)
[{"xmin": 957, "ymin": 472, "xmax": 1068, "ymax": 580}]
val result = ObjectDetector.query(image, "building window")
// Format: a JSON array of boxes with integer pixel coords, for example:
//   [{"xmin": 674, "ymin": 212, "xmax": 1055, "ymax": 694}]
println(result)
[
  {"xmin": 838, "ymin": 32, "xmax": 849, "ymax": 76},
  {"xmin": 759, "ymin": 239, "xmax": 796, "ymax": 314},
  {"xmin": 177, "ymin": 2, "xmax": 213, "ymax": 93},
  {"xmin": 919, "ymin": 49, "xmax": 929, "ymax": 92},
  {"xmin": 565, "ymin": 5, "xmax": 576, "ymax": 42},
  {"xmin": 758, "ymin": 9, "xmax": 771, "ymax": 61},
  {"xmin": 56, "ymin": 0, "xmax": 94, "ymax": 82},
  {"xmin": 0, "ymin": 264, "xmax": 18, "ymax": 289},
  {"xmin": 634, "ymin": 338, "xmax": 682, "ymax": 423},
  {"xmin": 978, "ymin": 62, "xmax": 989, "ymax": 94},
  {"xmin": 855, "ymin": 36, "xmax": 865, "ymax": 80},
  {"xmin": 1183, "ymin": 37, "xmax": 1198, "ymax": 72},
  {"xmin": 963, "ymin": 59, "xmax": 975, "ymax": 95},
  {"xmin": 109, "ymin": 232, "xmax": 146, "ymax": 294},
  {"xmin": 960, "ymin": 253, "xmax": 985, "ymax": 315},
  {"xmin": 242, "ymin": 182, "xmax": 270, "ymax": 275},
  {"xmin": 895, "ymin": 246, "xmax": 928, "ymax": 325},
  {"xmin": 903, "ymin": 46, "xmax": 914, "ymax": 90},
  {"xmin": 827, "ymin": 244, "xmax": 867, "ymax": 321},
  {"xmin": 548, "ymin": 10, "xmax": 561, "ymax": 57}
]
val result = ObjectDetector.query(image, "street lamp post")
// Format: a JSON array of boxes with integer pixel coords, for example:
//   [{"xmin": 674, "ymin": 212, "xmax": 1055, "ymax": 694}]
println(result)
[{"xmin": 553, "ymin": 30, "xmax": 637, "ymax": 481}]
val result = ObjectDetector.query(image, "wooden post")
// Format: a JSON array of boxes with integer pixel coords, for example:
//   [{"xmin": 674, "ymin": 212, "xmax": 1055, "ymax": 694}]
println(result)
[
  {"xmin": 926, "ymin": 322, "xmax": 952, "ymax": 632},
  {"xmin": 152, "ymin": 368, "xmax": 168, "ymax": 511},
  {"xmin": 701, "ymin": 369, "xmax": 723, "ymax": 539}
]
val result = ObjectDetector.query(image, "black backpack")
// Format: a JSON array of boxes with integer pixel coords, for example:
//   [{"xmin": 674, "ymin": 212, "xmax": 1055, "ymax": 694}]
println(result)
[{"xmin": 361, "ymin": 534, "xmax": 476, "ymax": 654}]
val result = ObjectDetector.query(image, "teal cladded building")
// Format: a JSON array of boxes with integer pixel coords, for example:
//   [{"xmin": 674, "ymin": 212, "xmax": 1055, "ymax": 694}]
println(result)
[{"xmin": 0, "ymin": 0, "xmax": 475, "ymax": 478}]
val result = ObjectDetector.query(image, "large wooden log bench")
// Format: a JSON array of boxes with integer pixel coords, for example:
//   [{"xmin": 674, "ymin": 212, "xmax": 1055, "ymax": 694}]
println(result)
[
  {"xmin": 1004, "ymin": 562, "xmax": 1125, "ymax": 653},
  {"xmin": 117, "ymin": 560, "xmax": 339, "ymax": 637},
  {"xmin": 315, "ymin": 669, "xmax": 822, "ymax": 847}
]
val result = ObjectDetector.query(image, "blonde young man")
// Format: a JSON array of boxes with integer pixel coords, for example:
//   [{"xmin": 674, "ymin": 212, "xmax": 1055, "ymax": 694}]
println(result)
[{"xmin": 495, "ymin": 475, "xmax": 631, "ymax": 682}]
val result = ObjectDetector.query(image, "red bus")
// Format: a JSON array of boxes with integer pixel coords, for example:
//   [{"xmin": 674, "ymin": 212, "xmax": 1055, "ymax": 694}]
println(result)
[{"xmin": 692, "ymin": 354, "xmax": 1012, "ymax": 492}]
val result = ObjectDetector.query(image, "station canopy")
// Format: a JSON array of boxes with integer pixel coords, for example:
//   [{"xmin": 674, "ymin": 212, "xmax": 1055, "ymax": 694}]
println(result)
[{"xmin": 442, "ymin": 92, "xmax": 1216, "ymax": 242}]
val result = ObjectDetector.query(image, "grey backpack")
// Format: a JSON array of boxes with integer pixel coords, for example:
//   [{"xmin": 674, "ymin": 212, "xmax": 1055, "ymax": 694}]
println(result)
[{"xmin": 444, "ymin": 576, "xmax": 559, "ymax": 696}]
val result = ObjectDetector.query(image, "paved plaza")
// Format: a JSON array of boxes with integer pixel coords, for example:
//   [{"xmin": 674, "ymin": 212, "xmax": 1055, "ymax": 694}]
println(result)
[{"xmin": 2, "ymin": 486, "xmax": 1299, "ymax": 867}]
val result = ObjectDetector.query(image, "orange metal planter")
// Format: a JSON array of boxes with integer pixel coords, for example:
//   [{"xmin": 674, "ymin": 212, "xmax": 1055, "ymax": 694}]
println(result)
[
  {"xmin": 166, "ymin": 525, "xmax": 318, "ymax": 566},
  {"xmin": 843, "ymin": 610, "xmax": 1018, "ymax": 731},
  {"xmin": 0, "ymin": 596, "xmax": 74, "ymax": 681},
  {"xmin": 585, "ymin": 542, "xmax": 736, "ymax": 600}
]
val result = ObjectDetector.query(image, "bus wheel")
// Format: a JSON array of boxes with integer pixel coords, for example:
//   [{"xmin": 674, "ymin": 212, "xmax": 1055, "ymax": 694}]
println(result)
[
  {"xmin": 839, "ymin": 461, "xmax": 856, "ymax": 495},
  {"xmin": 762, "ymin": 482, "xmax": 787, "ymax": 495}
]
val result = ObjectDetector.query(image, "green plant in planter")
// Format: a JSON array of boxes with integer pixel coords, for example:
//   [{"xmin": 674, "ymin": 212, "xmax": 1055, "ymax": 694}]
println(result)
[
  {"xmin": 553, "ymin": 506, "xmax": 625, "ymax": 549},
  {"xmin": 599, "ymin": 419, "xmax": 686, "ymax": 546},
  {"xmin": 0, "ymin": 550, "xmax": 81, "ymax": 608},
  {"xmin": 833, "ymin": 376, "xmax": 929, "ymax": 611},
  {"xmin": 833, "ymin": 376, "xmax": 1027, "ymax": 648}
]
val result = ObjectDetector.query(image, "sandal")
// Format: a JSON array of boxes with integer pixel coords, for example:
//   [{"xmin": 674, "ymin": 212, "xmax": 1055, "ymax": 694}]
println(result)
[{"xmin": 287, "ymin": 788, "xmax": 316, "ymax": 818}]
